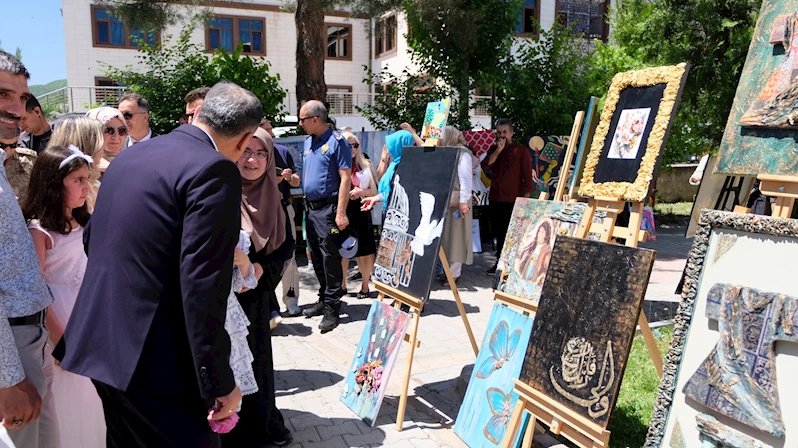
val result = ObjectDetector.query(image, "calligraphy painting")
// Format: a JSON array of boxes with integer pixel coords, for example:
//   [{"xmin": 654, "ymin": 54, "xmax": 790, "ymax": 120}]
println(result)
[
  {"xmin": 579, "ymin": 64, "xmax": 689, "ymax": 202},
  {"xmin": 372, "ymin": 146, "xmax": 458, "ymax": 302},
  {"xmin": 455, "ymin": 303, "xmax": 535, "ymax": 447},
  {"xmin": 420, "ymin": 100, "xmax": 450, "ymax": 140},
  {"xmin": 520, "ymin": 236, "xmax": 655, "ymax": 427},
  {"xmin": 492, "ymin": 199, "xmax": 585, "ymax": 305},
  {"xmin": 340, "ymin": 300, "xmax": 412, "ymax": 426},
  {"xmin": 646, "ymin": 210, "xmax": 798, "ymax": 447},
  {"xmin": 717, "ymin": 0, "xmax": 798, "ymax": 175}
]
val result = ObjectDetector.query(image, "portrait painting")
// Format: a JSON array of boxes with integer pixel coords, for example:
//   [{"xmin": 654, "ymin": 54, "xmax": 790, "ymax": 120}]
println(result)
[
  {"xmin": 340, "ymin": 300, "xmax": 412, "ymax": 426},
  {"xmin": 578, "ymin": 63, "xmax": 689, "ymax": 202},
  {"xmin": 493, "ymin": 199, "xmax": 585, "ymax": 305},
  {"xmin": 454, "ymin": 302, "xmax": 535, "ymax": 447},
  {"xmin": 520, "ymin": 236, "xmax": 655, "ymax": 428},
  {"xmin": 646, "ymin": 211, "xmax": 798, "ymax": 447}
]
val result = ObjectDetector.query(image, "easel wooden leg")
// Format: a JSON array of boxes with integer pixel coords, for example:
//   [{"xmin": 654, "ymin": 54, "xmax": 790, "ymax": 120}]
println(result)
[
  {"xmin": 772, "ymin": 196, "xmax": 794, "ymax": 218},
  {"xmin": 521, "ymin": 412, "xmax": 537, "ymax": 448},
  {"xmin": 638, "ymin": 313, "xmax": 664, "ymax": 378},
  {"xmin": 396, "ymin": 306, "xmax": 421, "ymax": 431},
  {"xmin": 501, "ymin": 399, "xmax": 528, "ymax": 448},
  {"xmin": 439, "ymin": 248, "xmax": 479, "ymax": 356}
]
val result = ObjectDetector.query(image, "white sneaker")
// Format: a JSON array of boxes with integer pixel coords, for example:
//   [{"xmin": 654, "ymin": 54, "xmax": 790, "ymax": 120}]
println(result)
[{"xmin": 270, "ymin": 315, "xmax": 282, "ymax": 330}]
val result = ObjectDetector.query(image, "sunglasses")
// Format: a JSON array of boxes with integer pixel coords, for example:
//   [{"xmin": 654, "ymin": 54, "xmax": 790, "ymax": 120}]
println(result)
[
  {"xmin": 351, "ymin": 142, "xmax": 359, "ymax": 148},
  {"xmin": 182, "ymin": 112, "xmax": 195, "ymax": 122},
  {"xmin": 298, "ymin": 116, "xmax": 318, "ymax": 123},
  {"xmin": 122, "ymin": 111, "xmax": 146, "ymax": 120},
  {"xmin": 242, "ymin": 148, "xmax": 268, "ymax": 160},
  {"xmin": 104, "ymin": 126, "xmax": 129, "ymax": 136},
  {"xmin": 0, "ymin": 141, "xmax": 18, "ymax": 150}
]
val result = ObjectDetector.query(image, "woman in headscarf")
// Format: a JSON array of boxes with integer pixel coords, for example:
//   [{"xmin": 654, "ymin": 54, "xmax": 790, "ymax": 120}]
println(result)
[
  {"xmin": 85, "ymin": 107, "xmax": 127, "ymax": 167},
  {"xmin": 221, "ymin": 127, "xmax": 293, "ymax": 447},
  {"xmin": 360, "ymin": 129, "xmax": 416, "ymax": 211}
]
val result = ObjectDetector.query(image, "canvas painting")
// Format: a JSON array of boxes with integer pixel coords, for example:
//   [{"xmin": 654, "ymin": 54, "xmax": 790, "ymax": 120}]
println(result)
[
  {"xmin": 568, "ymin": 97, "xmax": 600, "ymax": 199},
  {"xmin": 492, "ymin": 199, "xmax": 585, "ymax": 305},
  {"xmin": 340, "ymin": 300, "xmax": 412, "ymax": 426},
  {"xmin": 646, "ymin": 211, "xmax": 798, "ymax": 447},
  {"xmin": 454, "ymin": 302, "xmax": 535, "ymax": 447},
  {"xmin": 421, "ymin": 100, "xmax": 450, "ymax": 140},
  {"xmin": 520, "ymin": 236, "xmax": 655, "ymax": 427},
  {"xmin": 372, "ymin": 146, "xmax": 458, "ymax": 302},
  {"xmin": 578, "ymin": 64, "xmax": 689, "ymax": 202},
  {"xmin": 717, "ymin": 1, "xmax": 798, "ymax": 175},
  {"xmin": 526, "ymin": 135, "xmax": 570, "ymax": 199}
]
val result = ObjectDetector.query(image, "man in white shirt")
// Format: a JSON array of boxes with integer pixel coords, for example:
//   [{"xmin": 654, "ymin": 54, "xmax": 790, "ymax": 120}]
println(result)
[{"xmin": 119, "ymin": 93, "xmax": 156, "ymax": 147}]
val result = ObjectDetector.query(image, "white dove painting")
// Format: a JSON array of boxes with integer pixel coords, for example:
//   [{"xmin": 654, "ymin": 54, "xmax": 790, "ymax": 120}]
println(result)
[{"xmin": 410, "ymin": 192, "xmax": 445, "ymax": 257}]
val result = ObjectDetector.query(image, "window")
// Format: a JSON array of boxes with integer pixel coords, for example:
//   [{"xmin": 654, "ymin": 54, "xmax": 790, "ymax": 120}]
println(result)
[
  {"xmin": 91, "ymin": 6, "xmax": 158, "ymax": 48},
  {"xmin": 556, "ymin": 0, "xmax": 609, "ymax": 41},
  {"xmin": 514, "ymin": 0, "xmax": 540, "ymax": 36},
  {"xmin": 327, "ymin": 86, "xmax": 353, "ymax": 115},
  {"xmin": 326, "ymin": 24, "xmax": 353, "ymax": 60},
  {"xmin": 375, "ymin": 15, "xmax": 398, "ymax": 57},
  {"xmin": 206, "ymin": 16, "xmax": 264, "ymax": 54}
]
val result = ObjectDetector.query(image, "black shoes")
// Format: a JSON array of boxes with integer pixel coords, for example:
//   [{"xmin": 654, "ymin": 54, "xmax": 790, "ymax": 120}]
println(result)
[
  {"xmin": 356, "ymin": 290, "xmax": 371, "ymax": 299},
  {"xmin": 319, "ymin": 303, "xmax": 341, "ymax": 333},
  {"xmin": 271, "ymin": 432, "xmax": 293, "ymax": 447},
  {"xmin": 303, "ymin": 300, "xmax": 324, "ymax": 318},
  {"xmin": 486, "ymin": 263, "xmax": 498, "ymax": 275}
]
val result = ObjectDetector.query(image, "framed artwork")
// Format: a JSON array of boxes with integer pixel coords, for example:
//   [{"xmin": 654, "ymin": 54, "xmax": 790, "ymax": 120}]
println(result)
[
  {"xmin": 569, "ymin": 96, "xmax": 600, "ymax": 199},
  {"xmin": 492, "ymin": 199, "xmax": 585, "ymax": 305},
  {"xmin": 646, "ymin": 210, "xmax": 798, "ymax": 447},
  {"xmin": 717, "ymin": 1, "xmax": 798, "ymax": 176},
  {"xmin": 420, "ymin": 99, "xmax": 450, "ymax": 140},
  {"xmin": 340, "ymin": 300, "xmax": 412, "ymax": 426},
  {"xmin": 372, "ymin": 146, "xmax": 458, "ymax": 302},
  {"xmin": 454, "ymin": 302, "xmax": 535, "ymax": 447},
  {"xmin": 520, "ymin": 236, "xmax": 655, "ymax": 427},
  {"xmin": 578, "ymin": 63, "xmax": 689, "ymax": 202}
]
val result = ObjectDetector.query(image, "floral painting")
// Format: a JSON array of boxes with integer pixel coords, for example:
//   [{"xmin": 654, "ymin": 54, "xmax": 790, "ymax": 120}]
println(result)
[
  {"xmin": 340, "ymin": 300, "xmax": 412, "ymax": 426},
  {"xmin": 608, "ymin": 108, "xmax": 651, "ymax": 159},
  {"xmin": 454, "ymin": 302, "xmax": 534, "ymax": 447}
]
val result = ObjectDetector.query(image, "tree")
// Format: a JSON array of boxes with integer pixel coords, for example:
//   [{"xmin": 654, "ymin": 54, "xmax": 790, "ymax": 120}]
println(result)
[
  {"xmin": 0, "ymin": 40, "xmax": 22, "ymax": 60},
  {"xmin": 403, "ymin": 0, "xmax": 523, "ymax": 129},
  {"xmin": 295, "ymin": 0, "xmax": 327, "ymax": 103},
  {"xmin": 104, "ymin": 26, "xmax": 285, "ymax": 134}
]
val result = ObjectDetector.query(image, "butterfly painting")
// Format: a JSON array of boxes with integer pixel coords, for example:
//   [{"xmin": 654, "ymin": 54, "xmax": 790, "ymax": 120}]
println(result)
[{"xmin": 455, "ymin": 303, "xmax": 534, "ymax": 447}]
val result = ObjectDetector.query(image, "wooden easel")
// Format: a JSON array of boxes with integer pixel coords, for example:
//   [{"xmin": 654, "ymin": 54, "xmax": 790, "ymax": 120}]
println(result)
[
  {"xmin": 373, "ymin": 247, "xmax": 478, "ymax": 431},
  {"xmin": 757, "ymin": 174, "xmax": 798, "ymax": 217},
  {"xmin": 554, "ymin": 111, "xmax": 586, "ymax": 202},
  {"xmin": 575, "ymin": 197, "xmax": 665, "ymax": 378}
]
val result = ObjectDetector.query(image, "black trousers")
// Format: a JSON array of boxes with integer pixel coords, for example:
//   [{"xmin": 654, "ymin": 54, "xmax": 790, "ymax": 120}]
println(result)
[
  {"xmin": 306, "ymin": 203, "xmax": 343, "ymax": 304},
  {"xmin": 93, "ymin": 379, "xmax": 219, "ymax": 448},
  {"xmin": 489, "ymin": 200, "xmax": 516, "ymax": 259}
]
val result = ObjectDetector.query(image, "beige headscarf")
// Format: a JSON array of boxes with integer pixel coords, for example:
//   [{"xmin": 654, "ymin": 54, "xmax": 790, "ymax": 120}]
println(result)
[{"xmin": 240, "ymin": 128, "xmax": 286, "ymax": 254}]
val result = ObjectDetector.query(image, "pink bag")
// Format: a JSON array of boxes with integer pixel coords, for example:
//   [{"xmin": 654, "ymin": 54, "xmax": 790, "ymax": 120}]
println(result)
[{"xmin": 208, "ymin": 406, "xmax": 240, "ymax": 434}]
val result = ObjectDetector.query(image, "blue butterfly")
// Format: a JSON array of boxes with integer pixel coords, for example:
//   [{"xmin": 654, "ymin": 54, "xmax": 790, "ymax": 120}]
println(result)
[
  {"xmin": 483, "ymin": 387, "xmax": 512, "ymax": 444},
  {"xmin": 476, "ymin": 320, "xmax": 522, "ymax": 379}
]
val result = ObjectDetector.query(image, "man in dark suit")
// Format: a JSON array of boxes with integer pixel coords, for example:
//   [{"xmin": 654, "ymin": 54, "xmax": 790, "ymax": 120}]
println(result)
[{"xmin": 60, "ymin": 82, "xmax": 262, "ymax": 447}]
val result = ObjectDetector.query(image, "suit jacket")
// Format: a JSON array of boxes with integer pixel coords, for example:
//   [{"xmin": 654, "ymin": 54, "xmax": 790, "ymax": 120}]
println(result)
[{"xmin": 61, "ymin": 125, "xmax": 241, "ymax": 404}]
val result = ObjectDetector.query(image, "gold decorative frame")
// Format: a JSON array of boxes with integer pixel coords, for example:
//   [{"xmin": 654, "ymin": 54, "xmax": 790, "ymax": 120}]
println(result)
[{"xmin": 578, "ymin": 63, "xmax": 689, "ymax": 202}]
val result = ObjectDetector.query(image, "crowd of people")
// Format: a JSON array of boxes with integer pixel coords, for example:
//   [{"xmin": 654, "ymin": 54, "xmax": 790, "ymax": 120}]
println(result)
[{"xmin": 0, "ymin": 44, "xmax": 524, "ymax": 447}]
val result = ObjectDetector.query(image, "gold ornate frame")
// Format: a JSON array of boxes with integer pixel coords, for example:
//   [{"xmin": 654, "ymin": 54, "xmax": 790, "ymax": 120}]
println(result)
[{"xmin": 578, "ymin": 63, "xmax": 689, "ymax": 202}]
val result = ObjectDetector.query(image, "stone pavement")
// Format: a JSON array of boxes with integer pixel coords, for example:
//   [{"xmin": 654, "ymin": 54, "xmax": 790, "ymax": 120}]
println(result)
[{"xmin": 271, "ymin": 226, "xmax": 695, "ymax": 447}]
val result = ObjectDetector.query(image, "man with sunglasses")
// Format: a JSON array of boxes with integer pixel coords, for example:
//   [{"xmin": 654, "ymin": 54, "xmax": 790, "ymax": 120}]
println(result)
[
  {"xmin": 119, "ymin": 93, "xmax": 157, "ymax": 147},
  {"xmin": 184, "ymin": 87, "xmax": 209, "ymax": 125},
  {"xmin": 19, "ymin": 95, "xmax": 52, "ymax": 154},
  {"xmin": 299, "ymin": 100, "xmax": 352, "ymax": 333}
]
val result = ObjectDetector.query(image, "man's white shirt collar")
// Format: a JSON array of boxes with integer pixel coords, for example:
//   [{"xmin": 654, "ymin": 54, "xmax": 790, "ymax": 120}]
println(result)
[{"xmin": 127, "ymin": 129, "xmax": 153, "ymax": 147}]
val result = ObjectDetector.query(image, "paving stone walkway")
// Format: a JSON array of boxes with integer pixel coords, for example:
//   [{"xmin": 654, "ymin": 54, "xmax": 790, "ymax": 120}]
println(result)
[{"xmin": 271, "ymin": 226, "xmax": 695, "ymax": 447}]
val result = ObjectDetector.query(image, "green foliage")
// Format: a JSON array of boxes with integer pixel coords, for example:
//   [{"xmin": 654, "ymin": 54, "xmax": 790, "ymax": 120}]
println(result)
[
  {"xmin": 95, "ymin": 0, "xmax": 212, "ymax": 32},
  {"xmin": 356, "ymin": 67, "xmax": 457, "ymax": 130},
  {"xmin": 490, "ymin": 23, "xmax": 596, "ymax": 138},
  {"xmin": 0, "ymin": 40, "xmax": 22, "ymax": 60},
  {"xmin": 104, "ymin": 26, "xmax": 285, "ymax": 135}
]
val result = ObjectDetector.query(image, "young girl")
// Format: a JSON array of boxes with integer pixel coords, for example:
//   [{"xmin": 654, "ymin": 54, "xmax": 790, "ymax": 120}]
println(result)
[{"xmin": 22, "ymin": 145, "xmax": 106, "ymax": 447}]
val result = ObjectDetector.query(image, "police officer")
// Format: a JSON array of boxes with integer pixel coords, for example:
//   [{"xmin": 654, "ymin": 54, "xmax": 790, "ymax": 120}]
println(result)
[
  {"xmin": 1, "ymin": 133, "xmax": 36, "ymax": 203},
  {"xmin": 300, "ymin": 100, "xmax": 352, "ymax": 332}
]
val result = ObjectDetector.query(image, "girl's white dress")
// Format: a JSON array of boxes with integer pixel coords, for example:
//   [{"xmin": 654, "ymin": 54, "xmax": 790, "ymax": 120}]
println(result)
[
  {"xmin": 28, "ymin": 220, "xmax": 106, "ymax": 448},
  {"xmin": 227, "ymin": 231, "xmax": 259, "ymax": 405}
]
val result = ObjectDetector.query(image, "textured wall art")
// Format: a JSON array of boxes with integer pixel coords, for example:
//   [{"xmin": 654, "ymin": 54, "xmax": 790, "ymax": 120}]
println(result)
[
  {"xmin": 372, "ymin": 146, "xmax": 458, "ymax": 302},
  {"xmin": 340, "ymin": 300, "xmax": 412, "ymax": 426},
  {"xmin": 645, "ymin": 210, "xmax": 798, "ymax": 447},
  {"xmin": 454, "ymin": 302, "xmax": 535, "ymax": 447},
  {"xmin": 578, "ymin": 64, "xmax": 689, "ymax": 202},
  {"xmin": 717, "ymin": 1, "xmax": 798, "ymax": 175},
  {"xmin": 492, "ymin": 199, "xmax": 585, "ymax": 305},
  {"xmin": 520, "ymin": 236, "xmax": 655, "ymax": 427}
]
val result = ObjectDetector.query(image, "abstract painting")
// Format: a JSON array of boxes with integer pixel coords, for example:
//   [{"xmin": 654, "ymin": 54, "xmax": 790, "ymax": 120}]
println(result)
[
  {"xmin": 493, "ymin": 199, "xmax": 585, "ymax": 305},
  {"xmin": 568, "ymin": 96, "xmax": 600, "ymax": 199},
  {"xmin": 421, "ymin": 100, "xmax": 450, "ymax": 140},
  {"xmin": 455, "ymin": 302, "xmax": 534, "ymax": 447},
  {"xmin": 340, "ymin": 300, "xmax": 412, "ymax": 426},
  {"xmin": 526, "ymin": 135, "xmax": 570, "ymax": 199},
  {"xmin": 717, "ymin": 0, "xmax": 798, "ymax": 175},
  {"xmin": 372, "ymin": 146, "xmax": 458, "ymax": 302},
  {"xmin": 646, "ymin": 210, "xmax": 798, "ymax": 447},
  {"xmin": 578, "ymin": 64, "xmax": 689, "ymax": 202},
  {"xmin": 520, "ymin": 236, "xmax": 655, "ymax": 427}
]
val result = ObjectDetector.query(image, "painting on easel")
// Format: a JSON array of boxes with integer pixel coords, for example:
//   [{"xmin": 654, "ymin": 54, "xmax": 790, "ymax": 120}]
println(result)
[
  {"xmin": 420, "ymin": 100, "xmax": 450, "ymax": 140},
  {"xmin": 340, "ymin": 300, "xmax": 412, "ymax": 426},
  {"xmin": 520, "ymin": 236, "xmax": 655, "ymax": 427},
  {"xmin": 372, "ymin": 146, "xmax": 458, "ymax": 302},
  {"xmin": 492, "ymin": 199, "xmax": 585, "ymax": 305},
  {"xmin": 454, "ymin": 302, "xmax": 534, "ymax": 447}
]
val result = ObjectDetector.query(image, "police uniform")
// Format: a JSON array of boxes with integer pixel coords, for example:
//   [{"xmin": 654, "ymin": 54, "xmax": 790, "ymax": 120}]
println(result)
[
  {"xmin": 3, "ymin": 147, "xmax": 37, "ymax": 203},
  {"xmin": 302, "ymin": 128, "xmax": 352, "ymax": 325}
]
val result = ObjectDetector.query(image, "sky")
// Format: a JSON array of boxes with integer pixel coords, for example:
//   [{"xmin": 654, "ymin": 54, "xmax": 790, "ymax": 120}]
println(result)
[{"xmin": 0, "ymin": 0, "xmax": 67, "ymax": 86}]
